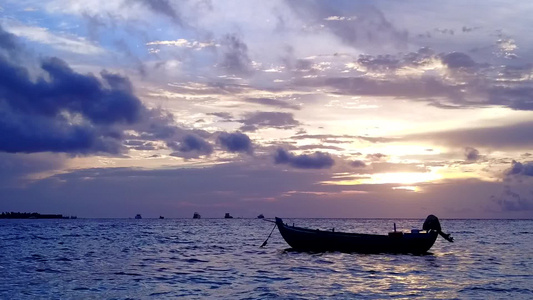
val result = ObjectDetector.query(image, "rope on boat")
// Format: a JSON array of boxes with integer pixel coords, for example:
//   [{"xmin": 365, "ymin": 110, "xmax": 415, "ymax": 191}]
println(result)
[{"xmin": 260, "ymin": 223, "xmax": 277, "ymax": 248}]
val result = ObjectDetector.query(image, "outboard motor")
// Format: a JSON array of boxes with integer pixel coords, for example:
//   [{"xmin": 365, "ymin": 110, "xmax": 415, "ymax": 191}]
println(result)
[{"xmin": 423, "ymin": 215, "xmax": 454, "ymax": 242}]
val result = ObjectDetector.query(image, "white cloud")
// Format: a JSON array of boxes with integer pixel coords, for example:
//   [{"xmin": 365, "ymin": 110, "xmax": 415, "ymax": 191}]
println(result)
[
  {"xmin": 146, "ymin": 39, "xmax": 217, "ymax": 50},
  {"xmin": 5, "ymin": 24, "xmax": 105, "ymax": 55}
]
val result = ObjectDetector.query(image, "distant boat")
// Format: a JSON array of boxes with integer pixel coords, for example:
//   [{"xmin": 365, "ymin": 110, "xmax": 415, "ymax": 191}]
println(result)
[
  {"xmin": 159, "ymin": 216, "xmax": 164, "ymax": 219},
  {"xmin": 257, "ymin": 214, "xmax": 265, "ymax": 219},
  {"xmin": 135, "ymin": 214, "xmax": 142, "ymax": 219},
  {"xmin": 224, "ymin": 213, "xmax": 233, "ymax": 219},
  {"xmin": 274, "ymin": 215, "xmax": 453, "ymax": 254},
  {"xmin": 193, "ymin": 212, "xmax": 201, "ymax": 219}
]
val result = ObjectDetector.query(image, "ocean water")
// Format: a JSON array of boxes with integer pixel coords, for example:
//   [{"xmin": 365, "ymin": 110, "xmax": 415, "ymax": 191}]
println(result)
[{"xmin": 0, "ymin": 218, "xmax": 531, "ymax": 299}]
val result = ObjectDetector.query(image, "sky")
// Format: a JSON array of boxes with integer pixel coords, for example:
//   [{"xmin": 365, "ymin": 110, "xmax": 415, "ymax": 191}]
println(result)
[{"xmin": 1, "ymin": 0, "xmax": 532, "ymax": 219}]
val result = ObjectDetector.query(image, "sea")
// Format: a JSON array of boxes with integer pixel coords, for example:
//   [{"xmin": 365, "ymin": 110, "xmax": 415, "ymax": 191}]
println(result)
[{"xmin": 0, "ymin": 218, "xmax": 531, "ymax": 299}]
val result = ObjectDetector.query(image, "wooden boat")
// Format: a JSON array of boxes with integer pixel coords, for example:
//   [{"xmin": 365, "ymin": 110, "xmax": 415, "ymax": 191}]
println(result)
[{"xmin": 274, "ymin": 215, "xmax": 453, "ymax": 254}]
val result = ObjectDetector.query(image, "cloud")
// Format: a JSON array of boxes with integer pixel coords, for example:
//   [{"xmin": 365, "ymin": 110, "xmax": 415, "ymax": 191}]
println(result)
[
  {"xmin": 465, "ymin": 147, "xmax": 480, "ymax": 161},
  {"xmin": 134, "ymin": 0, "xmax": 183, "ymax": 26},
  {"xmin": 0, "ymin": 27, "xmax": 149, "ymax": 154},
  {"xmin": 0, "ymin": 152, "xmax": 65, "ymax": 187},
  {"xmin": 298, "ymin": 144, "xmax": 344, "ymax": 151},
  {"xmin": 291, "ymin": 134, "xmax": 395, "ymax": 144},
  {"xmin": 488, "ymin": 86, "xmax": 533, "ymax": 111},
  {"xmin": 370, "ymin": 162, "xmax": 428, "ymax": 173},
  {"xmin": 239, "ymin": 112, "xmax": 300, "ymax": 132},
  {"xmin": 290, "ymin": 48, "xmax": 533, "ymax": 113},
  {"xmin": 367, "ymin": 153, "xmax": 387, "ymax": 161},
  {"xmin": 219, "ymin": 34, "xmax": 253, "ymax": 75},
  {"xmin": 0, "ymin": 112, "xmax": 123, "ymax": 154},
  {"xmin": 146, "ymin": 39, "xmax": 216, "ymax": 50},
  {"xmin": 124, "ymin": 140, "xmax": 158, "ymax": 151},
  {"xmin": 441, "ymin": 52, "xmax": 477, "ymax": 69},
  {"xmin": 274, "ymin": 148, "xmax": 334, "ymax": 169},
  {"xmin": 286, "ymin": 1, "xmax": 408, "ymax": 51},
  {"xmin": 492, "ymin": 185, "xmax": 533, "ymax": 212},
  {"xmin": 351, "ymin": 160, "xmax": 366, "ymax": 168},
  {"xmin": 0, "ymin": 25, "xmax": 20, "ymax": 58},
  {"xmin": 4, "ymin": 23, "xmax": 104, "ymax": 55},
  {"xmin": 167, "ymin": 134, "xmax": 213, "ymax": 158},
  {"xmin": 2, "ymin": 56, "xmax": 143, "ymax": 125},
  {"xmin": 356, "ymin": 54, "xmax": 400, "ymax": 72},
  {"xmin": 507, "ymin": 160, "xmax": 533, "ymax": 177},
  {"xmin": 406, "ymin": 121, "xmax": 533, "ymax": 149},
  {"xmin": 207, "ymin": 112, "xmax": 234, "ymax": 121},
  {"xmin": 217, "ymin": 132, "xmax": 253, "ymax": 153},
  {"xmin": 245, "ymin": 98, "xmax": 300, "ymax": 110},
  {"xmin": 0, "ymin": 58, "xmax": 144, "ymax": 153}
]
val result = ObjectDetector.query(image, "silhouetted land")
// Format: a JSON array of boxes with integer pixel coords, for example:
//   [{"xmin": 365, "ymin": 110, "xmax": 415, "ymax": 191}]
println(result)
[{"xmin": 0, "ymin": 212, "xmax": 64, "ymax": 219}]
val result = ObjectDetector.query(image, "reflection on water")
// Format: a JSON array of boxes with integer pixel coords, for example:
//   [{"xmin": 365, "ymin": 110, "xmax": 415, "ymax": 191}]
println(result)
[{"xmin": 0, "ymin": 218, "xmax": 531, "ymax": 299}]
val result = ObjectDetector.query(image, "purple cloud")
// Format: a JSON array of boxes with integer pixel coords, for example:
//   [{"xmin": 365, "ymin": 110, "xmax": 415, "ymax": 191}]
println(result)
[
  {"xmin": 441, "ymin": 52, "xmax": 476, "ymax": 69},
  {"xmin": 507, "ymin": 160, "xmax": 533, "ymax": 177},
  {"xmin": 465, "ymin": 147, "xmax": 480, "ymax": 161},
  {"xmin": 218, "ymin": 132, "xmax": 253, "ymax": 153},
  {"xmin": 351, "ymin": 160, "xmax": 366, "ymax": 168},
  {"xmin": 239, "ymin": 112, "xmax": 300, "ymax": 132},
  {"xmin": 219, "ymin": 34, "xmax": 252, "ymax": 75},
  {"xmin": 167, "ymin": 134, "xmax": 213, "ymax": 158},
  {"xmin": 274, "ymin": 148, "xmax": 334, "ymax": 169},
  {"xmin": 0, "ymin": 55, "xmax": 144, "ymax": 154}
]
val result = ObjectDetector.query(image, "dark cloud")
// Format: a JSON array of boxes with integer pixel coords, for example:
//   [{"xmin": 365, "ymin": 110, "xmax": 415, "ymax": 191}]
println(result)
[
  {"xmin": 465, "ymin": 147, "xmax": 480, "ymax": 161},
  {"xmin": 239, "ymin": 112, "xmax": 300, "ymax": 132},
  {"xmin": 217, "ymin": 132, "xmax": 253, "ymax": 153},
  {"xmin": 274, "ymin": 148, "xmax": 334, "ymax": 169},
  {"xmin": 135, "ymin": 0, "xmax": 183, "ymax": 26},
  {"xmin": 441, "ymin": 52, "xmax": 476, "ymax": 69},
  {"xmin": 507, "ymin": 160, "xmax": 533, "ymax": 177},
  {"xmin": 488, "ymin": 86, "xmax": 533, "ymax": 111},
  {"xmin": 0, "ymin": 53, "xmax": 146, "ymax": 154},
  {"xmin": 0, "ymin": 25, "xmax": 20, "ymax": 58},
  {"xmin": 245, "ymin": 98, "xmax": 300, "ymax": 110},
  {"xmin": 207, "ymin": 112, "xmax": 234, "ymax": 121},
  {"xmin": 1, "ymin": 56, "xmax": 142, "ymax": 125},
  {"xmin": 167, "ymin": 134, "xmax": 213, "ymax": 158},
  {"xmin": 0, "ymin": 112, "xmax": 123, "ymax": 154},
  {"xmin": 0, "ymin": 27, "xmax": 165, "ymax": 154},
  {"xmin": 357, "ymin": 54, "xmax": 400, "ymax": 72},
  {"xmin": 219, "ymin": 34, "xmax": 252, "ymax": 75}
]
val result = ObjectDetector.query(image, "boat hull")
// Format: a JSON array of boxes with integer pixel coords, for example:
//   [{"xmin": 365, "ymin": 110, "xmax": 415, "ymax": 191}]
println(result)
[{"xmin": 275, "ymin": 218, "xmax": 438, "ymax": 254}]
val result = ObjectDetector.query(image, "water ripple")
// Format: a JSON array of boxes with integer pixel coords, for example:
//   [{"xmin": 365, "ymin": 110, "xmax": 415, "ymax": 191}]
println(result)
[{"xmin": 0, "ymin": 218, "xmax": 531, "ymax": 299}]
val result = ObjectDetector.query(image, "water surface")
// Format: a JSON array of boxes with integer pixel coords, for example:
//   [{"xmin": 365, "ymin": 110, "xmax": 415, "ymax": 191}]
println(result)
[{"xmin": 1, "ymin": 218, "xmax": 531, "ymax": 299}]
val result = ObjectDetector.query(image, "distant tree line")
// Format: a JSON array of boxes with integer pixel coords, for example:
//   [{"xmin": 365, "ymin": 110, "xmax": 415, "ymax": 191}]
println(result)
[{"xmin": 0, "ymin": 212, "xmax": 64, "ymax": 219}]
